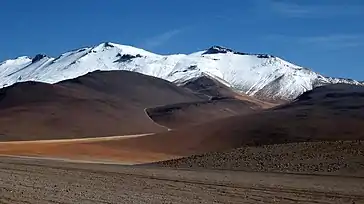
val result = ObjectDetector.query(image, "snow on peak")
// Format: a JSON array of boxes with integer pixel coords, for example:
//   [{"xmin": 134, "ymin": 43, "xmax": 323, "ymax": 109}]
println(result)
[
  {"xmin": 0, "ymin": 42, "xmax": 362, "ymax": 101},
  {"xmin": 91, "ymin": 42, "xmax": 156, "ymax": 57},
  {"xmin": 0, "ymin": 56, "xmax": 31, "ymax": 66},
  {"xmin": 15, "ymin": 56, "xmax": 32, "ymax": 61}
]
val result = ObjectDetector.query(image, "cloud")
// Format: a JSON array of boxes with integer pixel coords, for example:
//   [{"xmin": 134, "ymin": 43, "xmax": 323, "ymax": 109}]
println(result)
[
  {"xmin": 270, "ymin": 1, "xmax": 312, "ymax": 17},
  {"xmin": 143, "ymin": 28, "xmax": 183, "ymax": 49},
  {"xmin": 269, "ymin": 1, "xmax": 364, "ymax": 18},
  {"xmin": 267, "ymin": 34, "xmax": 364, "ymax": 49}
]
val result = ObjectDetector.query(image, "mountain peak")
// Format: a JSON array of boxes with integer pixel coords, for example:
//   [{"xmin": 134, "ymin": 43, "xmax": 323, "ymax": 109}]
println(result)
[
  {"xmin": 102, "ymin": 42, "xmax": 115, "ymax": 48},
  {"xmin": 89, "ymin": 42, "xmax": 154, "ymax": 57},
  {"xmin": 91, "ymin": 42, "xmax": 115, "ymax": 52},
  {"xmin": 0, "ymin": 56, "xmax": 31, "ymax": 66},
  {"xmin": 203, "ymin": 46, "xmax": 242, "ymax": 55},
  {"xmin": 31, "ymin": 54, "xmax": 48, "ymax": 63},
  {"xmin": 16, "ymin": 56, "xmax": 31, "ymax": 60},
  {"xmin": 203, "ymin": 46, "xmax": 274, "ymax": 59}
]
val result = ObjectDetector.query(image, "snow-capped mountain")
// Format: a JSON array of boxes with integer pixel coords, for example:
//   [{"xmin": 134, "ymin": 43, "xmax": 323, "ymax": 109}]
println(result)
[{"xmin": 0, "ymin": 42, "xmax": 362, "ymax": 101}]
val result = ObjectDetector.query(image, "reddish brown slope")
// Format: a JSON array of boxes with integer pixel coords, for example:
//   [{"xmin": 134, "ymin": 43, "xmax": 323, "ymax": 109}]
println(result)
[
  {"xmin": 181, "ymin": 74, "xmax": 276, "ymax": 108},
  {"xmin": 146, "ymin": 75, "xmax": 275, "ymax": 129},
  {"xmin": 111, "ymin": 84, "xmax": 364, "ymax": 156},
  {"xmin": 1, "ymin": 84, "xmax": 363, "ymax": 168},
  {"xmin": 0, "ymin": 70, "xmax": 203, "ymax": 141},
  {"xmin": 146, "ymin": 98, "xmax": 259, "ymax": 129}
]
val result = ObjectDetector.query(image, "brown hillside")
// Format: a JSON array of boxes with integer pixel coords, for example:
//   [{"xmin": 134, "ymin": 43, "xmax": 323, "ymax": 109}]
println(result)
[
  {"xmin": 0, "ymin": 70, "xmax": 203, "ymax": 141},
  {"xmin": 146, "ymin": 98, "xmax": 259, "ymax": 129},
  {"xmin": 2, "ymin": 85, "xmax": 363, "ymax": 166},
  {"xmin": 181, "ymin": 74, "xmax": 276, "ymax": 108},
  {"xmin": 146, "ymin": 75, "xmax": 274, "ymax": 129},
  {"xmin": 110, "ymin": 84, "xmax": 364, "ymax": 156}
]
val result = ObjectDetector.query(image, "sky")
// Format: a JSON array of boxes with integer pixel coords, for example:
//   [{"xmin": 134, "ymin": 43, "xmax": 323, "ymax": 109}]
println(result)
[{"xmin": 0, "ymin": 0, "xmax": 363, "ymax": 80}]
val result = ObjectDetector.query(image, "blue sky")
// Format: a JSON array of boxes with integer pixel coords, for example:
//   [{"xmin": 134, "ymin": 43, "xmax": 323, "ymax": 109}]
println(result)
[{"xmin": 1, "ymin": 0, "xmax": 363, "ymax": 80}]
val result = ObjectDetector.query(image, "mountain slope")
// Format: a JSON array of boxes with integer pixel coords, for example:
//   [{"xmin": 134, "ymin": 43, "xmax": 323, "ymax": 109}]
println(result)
[
  {"xmin": 0, "ymin": 70, "xmax": 203, "ymax": 141},
  {"xmin": 1, "ymin": 43, "xmax": 362, "ymax": 101},
  {"xmin": 146, "ymin": 98, "xmax": 259, "ymax": 129},
  {"xmin": 146, "ymin": 75, "xmax": 272, "ymax": 129},
  {"xmin": 111, "ymin": 84, "xmax": 364, "ymax": 156},
  {"xmin": 180, "ymin": 73, "xmax": 277, "ymax": 107}
]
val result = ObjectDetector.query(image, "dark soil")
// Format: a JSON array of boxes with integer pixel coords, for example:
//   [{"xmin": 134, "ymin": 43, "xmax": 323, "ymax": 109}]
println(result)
[{"xmin": 154, "ymin": 140, "xmax": 364, "ymax": 176}]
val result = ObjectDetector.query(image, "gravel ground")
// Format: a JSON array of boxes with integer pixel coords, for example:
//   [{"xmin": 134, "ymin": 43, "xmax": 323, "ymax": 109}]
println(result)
[
  {"xmin": 155, "ymin": 140, "xmax": 364, "ymax": 176},
  {"xmin": 1, "ymin": 156, "xmax": 364, "ymax": 204}
]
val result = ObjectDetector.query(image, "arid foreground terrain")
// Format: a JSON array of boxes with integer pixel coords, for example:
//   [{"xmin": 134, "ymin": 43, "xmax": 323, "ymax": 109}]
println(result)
[{"xmin": 1, "ymin": 156, "xmax": 364, "ymax": 204}]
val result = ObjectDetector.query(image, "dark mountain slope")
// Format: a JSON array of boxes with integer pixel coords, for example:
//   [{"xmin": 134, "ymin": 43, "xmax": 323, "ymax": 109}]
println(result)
[
  {"xmin": 0, "ymin": 70, "xmax": 203, "ymax": 141},
  {"xmin": 146, "ymin": 75, "xmax": 275, "ymax": 129},
  {"xmin": 114, "ymin": 84, "xmax": 364, "ymax": 156}
]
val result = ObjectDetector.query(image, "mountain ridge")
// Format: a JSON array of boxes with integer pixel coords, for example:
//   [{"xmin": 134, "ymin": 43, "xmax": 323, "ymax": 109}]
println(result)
[{"xmin": 1, "ymin": 42, "xmax": 362, "ymax": 101}]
